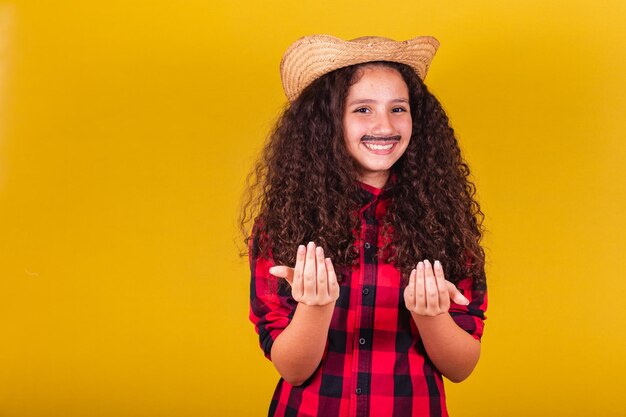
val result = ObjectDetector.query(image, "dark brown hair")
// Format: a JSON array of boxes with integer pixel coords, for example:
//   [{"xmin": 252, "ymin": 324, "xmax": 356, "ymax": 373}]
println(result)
[{"xmin": 240, "ymin": 61, "xmax": 486, "ymax": 289}]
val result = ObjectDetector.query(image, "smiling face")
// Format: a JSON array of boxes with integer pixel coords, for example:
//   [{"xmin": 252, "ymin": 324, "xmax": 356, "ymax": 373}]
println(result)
[{"xmin": 342, "ymin": 64, "xmax": 412, "ymax": 188}]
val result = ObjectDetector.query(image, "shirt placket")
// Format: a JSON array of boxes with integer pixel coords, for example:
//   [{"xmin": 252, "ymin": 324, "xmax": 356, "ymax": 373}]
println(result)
[{"xmin": 352, "ymin": 198, "xmax": 379, "ymax": 417}]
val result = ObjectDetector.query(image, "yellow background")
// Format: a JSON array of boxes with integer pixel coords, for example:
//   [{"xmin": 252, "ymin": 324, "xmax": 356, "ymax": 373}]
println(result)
[{"xmin": 1, "ymin": 1, "xmax": 625, "ymax": 416}]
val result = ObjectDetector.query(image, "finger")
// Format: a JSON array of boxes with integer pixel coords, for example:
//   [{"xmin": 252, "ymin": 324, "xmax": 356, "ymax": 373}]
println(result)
[
  {"xmin": 404, "ymin": 268, "xmax": 417, "ymax": 309},
  {"xmin": 433, "ymin": 260, "xmax": 449, "ymax": 310},
  {"xmin": 316, "ymin": 246, "xmax": 328, "ymax": 297},
  {"xmin": 291, "ymin": 245, "xmax": 306, "ymax": 300},
  {"xmin": 268, "ymin": 266, "xmax": 295, "ymax": 284},
  {"xmin": 302, "ymin": 241, "xmax": 317, "ymax": 299},
  {"xmin": 415, "ymin": 261, "xmax": 426, "ymax": 309},
  {"xmin": 423, "ymin": 260, "xmax": 439, "ymax": 311},
  {"xmin": 446, "ymin": 281, "xmax": 470, "ymax": 305},
  {"xmin": 325, "ymin": 257, "xmax": 340, "ymax": 300}
]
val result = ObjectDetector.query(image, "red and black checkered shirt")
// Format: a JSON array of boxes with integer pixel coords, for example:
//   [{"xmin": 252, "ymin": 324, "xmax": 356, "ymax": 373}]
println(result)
[{"xmin": 249, "ymin": 182, "xmax": 488, "ymax": 417}]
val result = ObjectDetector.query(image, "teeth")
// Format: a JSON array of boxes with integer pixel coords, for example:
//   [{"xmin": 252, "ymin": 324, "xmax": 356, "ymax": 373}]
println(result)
[{"xmin": 364, "ymin": 142, "xmax": 394, "ymax": 150}]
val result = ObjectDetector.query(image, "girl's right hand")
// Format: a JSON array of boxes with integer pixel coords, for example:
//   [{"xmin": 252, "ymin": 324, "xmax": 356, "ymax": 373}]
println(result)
[{"xmin": 269, "ymin": 242, "xmax": 340, "ymax": 306}]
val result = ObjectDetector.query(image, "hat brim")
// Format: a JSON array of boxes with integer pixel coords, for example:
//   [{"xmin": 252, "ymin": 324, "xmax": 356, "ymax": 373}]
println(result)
[{"xmin": 280, "ymin": 34, "xmax": 440, "ymax": 102}]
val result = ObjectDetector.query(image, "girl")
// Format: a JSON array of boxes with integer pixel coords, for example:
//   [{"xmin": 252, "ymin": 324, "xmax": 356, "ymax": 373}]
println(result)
[{"xmin": 242, "ymin": 34, "xmax": 488, "ymax": 417}]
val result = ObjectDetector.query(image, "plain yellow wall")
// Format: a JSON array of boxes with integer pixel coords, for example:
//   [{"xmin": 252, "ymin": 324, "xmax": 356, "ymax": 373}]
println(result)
[{"xmin": 0, "ymin": 1, "xmax": 625, "ymax": 416}]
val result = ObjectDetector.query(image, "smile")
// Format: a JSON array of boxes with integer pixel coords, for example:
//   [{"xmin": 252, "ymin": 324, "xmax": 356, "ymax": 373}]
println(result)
[
  {"xmin": 363, "ymin": 142, "xmax": 395, "ymax": 150},
  {"xmin": 360, "ymin": 135, "xmax": 401, "ymax": 153}
]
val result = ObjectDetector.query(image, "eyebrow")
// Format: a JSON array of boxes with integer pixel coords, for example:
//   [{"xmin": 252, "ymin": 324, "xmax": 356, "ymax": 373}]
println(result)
[{"xmin": 346, "ymin": 98, "xmax": 410, "ymax": 106}]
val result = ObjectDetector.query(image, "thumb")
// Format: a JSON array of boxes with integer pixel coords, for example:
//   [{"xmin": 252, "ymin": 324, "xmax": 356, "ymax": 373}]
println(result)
[
  {"xmin": 269, "ymin": 265, "xmax": 295, "ymax": 285},
  {"xmin": 446, "ymin": 281, "xmax": 469, "ymax": 305}
]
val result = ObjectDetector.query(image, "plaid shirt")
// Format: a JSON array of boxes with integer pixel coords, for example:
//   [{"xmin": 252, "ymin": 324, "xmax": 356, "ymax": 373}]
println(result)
[{"xmin": 249, "ymin": 182, "xmax": 488, "ymax": 417}]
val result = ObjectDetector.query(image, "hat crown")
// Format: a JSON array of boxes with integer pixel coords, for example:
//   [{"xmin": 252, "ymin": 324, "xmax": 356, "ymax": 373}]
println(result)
[{"xmin": 350, "ymin": 36, "xmax": 395, "ymax": 44}]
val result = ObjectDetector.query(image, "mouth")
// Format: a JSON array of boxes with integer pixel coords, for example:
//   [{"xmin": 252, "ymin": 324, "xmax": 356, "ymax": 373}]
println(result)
[
  {"xmin": 363, "ymin": 142, "xmax": 395, "ymax": 151},
  {"xmin": 361, "ymin": 135, "xmax": 401, "ymax": 152}
]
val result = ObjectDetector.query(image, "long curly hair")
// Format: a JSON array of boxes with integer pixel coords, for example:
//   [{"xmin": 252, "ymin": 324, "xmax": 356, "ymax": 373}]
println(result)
[{"xmin": 240, "ymin": 61, "xmax": 486, "ymax": 289}]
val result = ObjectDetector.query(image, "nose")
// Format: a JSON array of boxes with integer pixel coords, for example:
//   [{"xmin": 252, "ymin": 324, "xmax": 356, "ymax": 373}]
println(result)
[{"xmin": 371, "ymin": 112, "xmax": 394, "ymax": 136}]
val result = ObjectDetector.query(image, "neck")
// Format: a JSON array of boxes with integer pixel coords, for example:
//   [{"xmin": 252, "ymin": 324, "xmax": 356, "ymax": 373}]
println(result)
[{"xmin": 357, "ymin": 171, "xmax": 390, "ymax": 189}]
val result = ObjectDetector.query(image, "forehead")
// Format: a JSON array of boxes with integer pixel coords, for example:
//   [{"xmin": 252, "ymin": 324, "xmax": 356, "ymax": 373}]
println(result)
[
  {"xmin": 352, "ymin": 62, "xmax": 406, "ymax": 81},
  {"xmin": 347, "ymin": 64, "xmax": 409, "ymax": 96}
]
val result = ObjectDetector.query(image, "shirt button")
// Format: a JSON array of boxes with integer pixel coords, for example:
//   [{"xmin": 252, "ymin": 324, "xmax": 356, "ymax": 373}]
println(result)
[
  {"xmin": 355, "ymin": 387, "xmax": 362, "ymax": 395},
  {"xmin": 359, "ymin": 338, "xmax": 366, "ymax": 345},
  {"xmin": 364, "ymin": 242, "xmax": 371, "ymax": 249},
  {"xmin": 362, "ymin": 288, "xmax": 369, "ymax": 295}
]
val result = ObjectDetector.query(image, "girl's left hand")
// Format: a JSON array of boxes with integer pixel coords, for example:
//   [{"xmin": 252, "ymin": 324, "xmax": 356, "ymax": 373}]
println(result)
[{"xmin": 403, "ymin": 259, "xmax": 469, "ymax": 316}]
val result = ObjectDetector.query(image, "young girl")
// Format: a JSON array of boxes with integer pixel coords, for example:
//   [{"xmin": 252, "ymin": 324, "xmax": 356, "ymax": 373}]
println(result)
[{"xmin": 242, "ymin": 34, "xmax": 488, "ymax": 417}]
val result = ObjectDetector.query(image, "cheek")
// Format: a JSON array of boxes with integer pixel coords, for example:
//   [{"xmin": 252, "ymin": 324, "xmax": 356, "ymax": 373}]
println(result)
[
  {"xmin": 400, "ymin": 118, "xmax": 413, "ymax": 134},
  {"xmin": 343, "ymin": 118, "xmax": 366, "ymax": 144}
]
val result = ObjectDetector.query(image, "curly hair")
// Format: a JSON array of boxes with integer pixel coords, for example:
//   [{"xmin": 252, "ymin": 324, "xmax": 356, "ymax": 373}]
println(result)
[{"xmin": 240, "ymin": 61, "xmax": 486, "ymax": 289}]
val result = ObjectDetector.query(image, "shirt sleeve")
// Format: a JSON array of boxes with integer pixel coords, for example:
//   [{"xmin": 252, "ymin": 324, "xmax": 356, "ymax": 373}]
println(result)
[
  {"xmin": 448, "ymin": 277, "xmax": 488, "ymax": 341},
  {"xmin": 248, "ymin": 239, "xmax": 297, "ymax": 360}
]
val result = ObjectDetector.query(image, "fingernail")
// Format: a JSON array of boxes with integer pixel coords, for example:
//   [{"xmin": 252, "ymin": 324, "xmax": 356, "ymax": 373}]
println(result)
[
  {"xmin": 417, "ymin": 262, "xmax": 423, "ymax": 269},
  {"xmin": 269, "ymin": 267, "xmax": 276, "ymax": 274},
  {"xmin": 316, "ymin": 246, "xmax": 324, "ymax": 255},
  {"xmin": 298, "ymin": 245, "xmax": 305, "ymax": 253},
  {"xmin": 424, "ymin": 259, "xmax": 430, "ymax": 266},
  {"xmin": 434, "ymin": 260, "xmax": 441, "ymax": 268},
  {"xmin": 308, "ymin": 241, "xmax": 315, "ymax": 249}
]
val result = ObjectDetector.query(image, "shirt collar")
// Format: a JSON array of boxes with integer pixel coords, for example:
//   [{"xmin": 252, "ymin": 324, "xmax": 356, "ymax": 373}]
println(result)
[{"xmin": 357, "ymin": 173, "xmax": 396, "ymax": 203}]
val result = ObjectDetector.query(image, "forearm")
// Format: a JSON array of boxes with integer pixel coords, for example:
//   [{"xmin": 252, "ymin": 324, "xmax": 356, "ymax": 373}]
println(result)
[
  {"xmin": 271, "ymin": 302, "xmax": 335, "ymax": 386},
  {"xmin": 412, "ymin": 312, "xmax": 480, "ymax": 382}
]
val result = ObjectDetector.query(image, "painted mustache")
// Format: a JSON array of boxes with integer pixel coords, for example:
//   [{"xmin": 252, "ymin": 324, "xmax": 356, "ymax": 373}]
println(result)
[{"xmin": 361, "ymin": 135, "xmax": 401, "ymax": 142}]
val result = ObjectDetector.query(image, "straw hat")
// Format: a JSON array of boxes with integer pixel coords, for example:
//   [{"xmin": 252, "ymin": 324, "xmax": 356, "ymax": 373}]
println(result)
[{"xmin": 280, "ymin": 34, "xmax": 440, "ymax": 102}]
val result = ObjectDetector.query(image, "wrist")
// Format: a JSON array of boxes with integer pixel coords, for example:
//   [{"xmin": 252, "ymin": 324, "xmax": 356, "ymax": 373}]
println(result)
[
  {"xmin": 410, "ymin": 311, "xmax": 451, "ymax": 329},
  {"xmin": 297, "ymin": 301, "xmax": 336, "ymax": 313}
]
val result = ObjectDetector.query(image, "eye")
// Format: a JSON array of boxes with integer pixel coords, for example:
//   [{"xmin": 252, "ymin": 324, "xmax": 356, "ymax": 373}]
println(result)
[
  {"xmin": 354, "ymin": 107, "xmax": 370, "ymax": 113},
  {"xmin": 392, "ymin": 106, "xmax": 408, "ymax": 113}
]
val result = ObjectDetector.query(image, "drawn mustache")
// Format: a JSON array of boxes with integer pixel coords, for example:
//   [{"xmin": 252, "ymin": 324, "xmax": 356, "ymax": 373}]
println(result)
[{"xmin": 361, "ymin": 135, "xmax": 401, "ymax": 142}]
